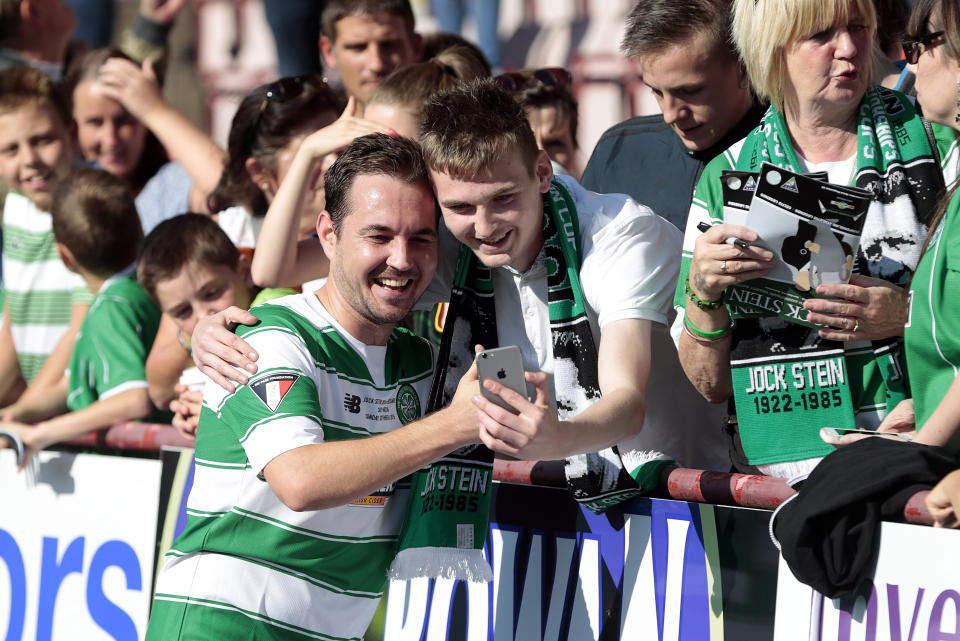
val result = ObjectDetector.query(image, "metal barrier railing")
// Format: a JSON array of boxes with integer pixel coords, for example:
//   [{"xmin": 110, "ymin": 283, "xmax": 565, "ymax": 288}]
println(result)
[{"xmin": 67, "ymin": 422, "xmax": 935, "ymax": 525}]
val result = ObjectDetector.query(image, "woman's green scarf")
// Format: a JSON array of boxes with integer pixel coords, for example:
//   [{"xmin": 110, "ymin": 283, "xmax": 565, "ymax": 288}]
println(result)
[{"xmin": 726, "ymin": 86, "xmax": 944, "ymax": 464}]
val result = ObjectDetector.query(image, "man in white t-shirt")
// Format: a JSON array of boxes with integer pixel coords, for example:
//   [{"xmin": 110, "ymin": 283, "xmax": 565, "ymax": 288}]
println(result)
[{"xmin": 413, "ymin": 79, "xmax": 684, "ymax": 482}]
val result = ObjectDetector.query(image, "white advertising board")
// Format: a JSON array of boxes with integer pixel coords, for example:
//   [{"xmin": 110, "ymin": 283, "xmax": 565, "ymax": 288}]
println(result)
[
  {"xmin": 774, "ymin": 521, "xmax": 960, "ymax": 641},
  {"xmin": 0, "ymin": 449, "xmax": 162, "ymax": 641}
]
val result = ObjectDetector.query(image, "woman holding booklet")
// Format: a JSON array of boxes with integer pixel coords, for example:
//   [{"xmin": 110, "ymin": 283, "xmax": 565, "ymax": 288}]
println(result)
[{"xmin": 674, "ymin": 0, "xmax": 957, "ymax": 479}]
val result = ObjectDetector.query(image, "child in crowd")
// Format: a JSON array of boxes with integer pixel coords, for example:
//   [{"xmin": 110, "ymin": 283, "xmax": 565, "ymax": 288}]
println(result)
[
  {"xmin": 138, "ymin": 213, "xmax": 275, "ymax": 439},
  {"xmin": 0, "ymin": 168, "xmax": 162, "ymax": 469},
  {"xmin": 0, "ymin": 67, "xmax": 91, "ymax": 417}
]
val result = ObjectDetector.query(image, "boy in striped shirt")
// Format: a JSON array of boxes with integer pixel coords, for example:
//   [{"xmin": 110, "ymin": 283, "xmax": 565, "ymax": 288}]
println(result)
[
  {"xmin": 0, "ymin": 168, "xmax": 163, "ymax": 467},
  {"xmin": 0, "ymin": 67, "xmax": 91, "ymax": 418}
]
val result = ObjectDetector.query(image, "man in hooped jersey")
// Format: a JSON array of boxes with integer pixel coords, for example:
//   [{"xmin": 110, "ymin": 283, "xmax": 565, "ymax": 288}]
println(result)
[{"xmin": 144, "ymin": 134, "xmax": 480, "ymax": 641}]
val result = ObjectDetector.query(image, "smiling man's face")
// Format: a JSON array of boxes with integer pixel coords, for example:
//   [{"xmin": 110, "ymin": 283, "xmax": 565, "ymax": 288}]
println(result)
[{"xmin": 432, "ymin": 149, "xmax": 553, "ymax": 274}]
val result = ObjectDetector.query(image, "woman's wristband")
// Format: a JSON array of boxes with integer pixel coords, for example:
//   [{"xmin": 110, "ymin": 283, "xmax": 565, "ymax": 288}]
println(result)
[
  {"xmin": 683, "ymin": 313, "xmax": 733, "ymax": 341},
  {"xmin": 685, "ymin": 279, "xmax": 724, "ymax": 310}
]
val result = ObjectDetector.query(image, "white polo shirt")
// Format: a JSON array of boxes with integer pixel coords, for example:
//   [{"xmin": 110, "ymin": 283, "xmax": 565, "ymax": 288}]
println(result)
[{"xmin": 423, "ymin": 175, "xmax": 730, "ymax": 471}]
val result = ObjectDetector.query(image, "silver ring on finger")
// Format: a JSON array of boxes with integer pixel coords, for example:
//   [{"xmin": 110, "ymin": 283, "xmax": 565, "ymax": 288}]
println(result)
[
  {"xmin": 852, "ymin": 318, "xmax": 860, "ymax": 333},
  {"xmin": 721, "ymin": 260, "xmax": 728, "ymax": 272}
]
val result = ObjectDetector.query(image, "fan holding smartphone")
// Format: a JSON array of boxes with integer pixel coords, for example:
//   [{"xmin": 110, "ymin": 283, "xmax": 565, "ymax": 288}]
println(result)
[{"xmin": 476, "ymin": 347, "xmax": 528, "ymax": 412}]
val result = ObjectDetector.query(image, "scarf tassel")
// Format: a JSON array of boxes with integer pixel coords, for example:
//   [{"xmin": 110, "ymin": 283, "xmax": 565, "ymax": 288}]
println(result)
[{"xmin": 389, "ymin": 547, "xmax": 494, "ymax": 582}]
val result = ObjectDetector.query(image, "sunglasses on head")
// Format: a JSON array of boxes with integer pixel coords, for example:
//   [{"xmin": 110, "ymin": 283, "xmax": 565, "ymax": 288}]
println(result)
[
  {"xmin": 248, "ymin": 74, "xmax": 326, "ymax": 150},
  {"xmin": 494, "ymin": 67, "xmax": 572, "ymax": 94},
  {"xmin": 901, "ymin": 31, "xmax": 945, "ymax": 64}
]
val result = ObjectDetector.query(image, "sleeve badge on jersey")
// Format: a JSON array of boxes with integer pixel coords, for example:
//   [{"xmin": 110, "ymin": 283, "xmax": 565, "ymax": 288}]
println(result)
[{"xmin": 250, "ymin": 373, "xmax": 300, "ymax": 412}]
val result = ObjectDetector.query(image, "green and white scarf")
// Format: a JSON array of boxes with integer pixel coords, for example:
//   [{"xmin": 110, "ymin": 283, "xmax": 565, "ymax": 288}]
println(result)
[
  {"xmin": 389, "ymin": 181, "xmax": 671, "ymax": 581},
  {"xmin": 727, "ymin": 86, "xmax": 943, "ymax": 464}
]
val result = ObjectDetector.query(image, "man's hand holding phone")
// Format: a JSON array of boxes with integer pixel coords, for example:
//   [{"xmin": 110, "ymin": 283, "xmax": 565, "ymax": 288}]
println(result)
[
  {"xmin": 472, "ymin": 346, "xmax": 567, "ymax": 460},
  {"xmin": 476, "ymin": 346, "xmax": 527, "ymax": 413}
]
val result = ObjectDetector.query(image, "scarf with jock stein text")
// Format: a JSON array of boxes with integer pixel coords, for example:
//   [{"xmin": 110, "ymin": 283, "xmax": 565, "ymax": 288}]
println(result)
[
  {"xmin": 724, "ymin": 86, "xmax": 944, "ymax": 466},
  {"xmin": 389, "ymin": 180, "xmax": 673, "ymax": 583}
]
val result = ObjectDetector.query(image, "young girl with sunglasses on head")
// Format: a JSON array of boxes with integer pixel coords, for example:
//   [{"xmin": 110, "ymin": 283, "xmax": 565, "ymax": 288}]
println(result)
[{"xmin": 146, "ymin": 76, "xmax": 356, "ymax": 422}]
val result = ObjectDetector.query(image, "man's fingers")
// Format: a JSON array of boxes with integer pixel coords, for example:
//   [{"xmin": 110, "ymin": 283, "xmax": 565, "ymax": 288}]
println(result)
[
  {"xmin": 224, "ymin": 307, "xmax": 260, "ymax": 329},
  {"xmin": 473, "ymin": 391, "xmax": 522, "ymax": 425},
  {"xmin": 478, "ymin": 423, "xmax": 520, "ymax": 457},
  {"xmin": 525, "ymin": 371, "xmax": 550, "ymax": 406},
  {"xmin": 198, "ymin": 365, "xmax": 238, "ymax": 394},
  {"xmin": 482, "ymin": 378, "xmax": 529, "ymax": 409},
  {"xmin": 196, "ymin": 345, "xmax": 252, "ymax": 382},
  {"xmin": 196, "ymin": 330, "xmax": 257, "ymax": 374}
]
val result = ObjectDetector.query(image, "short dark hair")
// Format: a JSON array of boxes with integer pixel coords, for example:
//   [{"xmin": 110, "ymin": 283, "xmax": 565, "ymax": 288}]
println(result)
[
  {"xmin": 419, "ymin": 79, "xmax": 539, "ymax": 179},
  {"xmin": 0, "ymin": 66, "xmax": 71, "ymax": 126},
  {"xmin": 621, "ymin": 0, "xmax": 738, "ymax": 61},
  {"xmin": 137, "ymin": 213, "xmax": 239, "ymax": 303},
  {"xmin": 517, "ymin": 84, "xmax": 579, "ymax": 149},
  {"xmin": 323, "ymin": 133, "xmax": 429, "ymax": 235},
  {"xmin": 51, "ymin": 168, "xmax": 143, "ymax": 278},
  {"xmin": 321, "ymin": 0, "xmax": 415, "ymax": 42}
]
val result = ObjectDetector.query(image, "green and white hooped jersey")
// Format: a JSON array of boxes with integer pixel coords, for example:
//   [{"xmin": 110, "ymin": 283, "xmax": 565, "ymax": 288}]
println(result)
[
  {"xmin": 148, "ymin": 293, "xmax": 435, "ymax": 641},
  {"xmin": 2, "ymin": 192, "xmax": 91, "ymax": 381}
]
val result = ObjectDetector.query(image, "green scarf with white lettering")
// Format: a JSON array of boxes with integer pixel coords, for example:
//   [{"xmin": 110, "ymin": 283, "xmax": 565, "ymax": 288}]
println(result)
[
  {"xmin": 389, "ymin": 180, "xmax": 671, "ymax": 581},
  {"xmin": 727, "ymin": 87, "xmax": 942, "ymax": 465}
]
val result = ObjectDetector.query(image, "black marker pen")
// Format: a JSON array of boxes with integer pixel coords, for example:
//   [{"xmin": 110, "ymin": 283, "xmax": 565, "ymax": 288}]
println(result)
[{"xmin": 696, "ymin": 221, "xmax": 752, "ymax": 251}]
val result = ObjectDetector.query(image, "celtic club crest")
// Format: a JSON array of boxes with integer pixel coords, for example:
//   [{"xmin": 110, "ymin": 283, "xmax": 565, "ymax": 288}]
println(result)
[{"xmin": 395, "ymin": 384, "xmax": 421, "ymax": 424}]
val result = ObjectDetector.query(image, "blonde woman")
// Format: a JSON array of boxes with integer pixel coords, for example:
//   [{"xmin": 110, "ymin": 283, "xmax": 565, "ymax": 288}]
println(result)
[{"xmin": 675, "ymin": 0, "xmax": 957, "ymax": 478}]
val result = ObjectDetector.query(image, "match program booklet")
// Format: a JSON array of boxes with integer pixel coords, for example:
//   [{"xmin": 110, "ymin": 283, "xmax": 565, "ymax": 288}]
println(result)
[{"xmin": 719, "ymin": 162, "xmax": 872, "ymax": 328}]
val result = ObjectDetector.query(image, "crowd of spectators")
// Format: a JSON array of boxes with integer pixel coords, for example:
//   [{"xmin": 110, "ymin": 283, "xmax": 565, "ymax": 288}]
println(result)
[{"xmin": 3, "ymin": 0, "xmax": 960, "ymax": 636}]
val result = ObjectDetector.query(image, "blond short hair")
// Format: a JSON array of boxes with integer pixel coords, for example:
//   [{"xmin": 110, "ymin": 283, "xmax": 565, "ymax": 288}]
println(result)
[{"xmin": 732, "ymin": 0, "xmax": 877, "ymax": 111}]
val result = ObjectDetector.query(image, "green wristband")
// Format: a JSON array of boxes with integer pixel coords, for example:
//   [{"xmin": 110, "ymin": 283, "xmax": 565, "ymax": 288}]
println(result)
[
  {"xmin": 684, "ymin": 313, "xmax": 733, "ymax": 339},
  {"xmin": 685, "ymin": 279, "xmax": 723, "ymax": 310}
]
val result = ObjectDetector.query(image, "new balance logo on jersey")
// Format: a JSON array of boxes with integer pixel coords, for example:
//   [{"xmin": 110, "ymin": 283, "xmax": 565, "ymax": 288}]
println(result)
[
  {"xmin": 250, "ymin": 373, "xmax": 300, "ymax": 412},
  {"xmin": 343, "ymin": 393, "xmax": 361, "ymax": 414}
]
